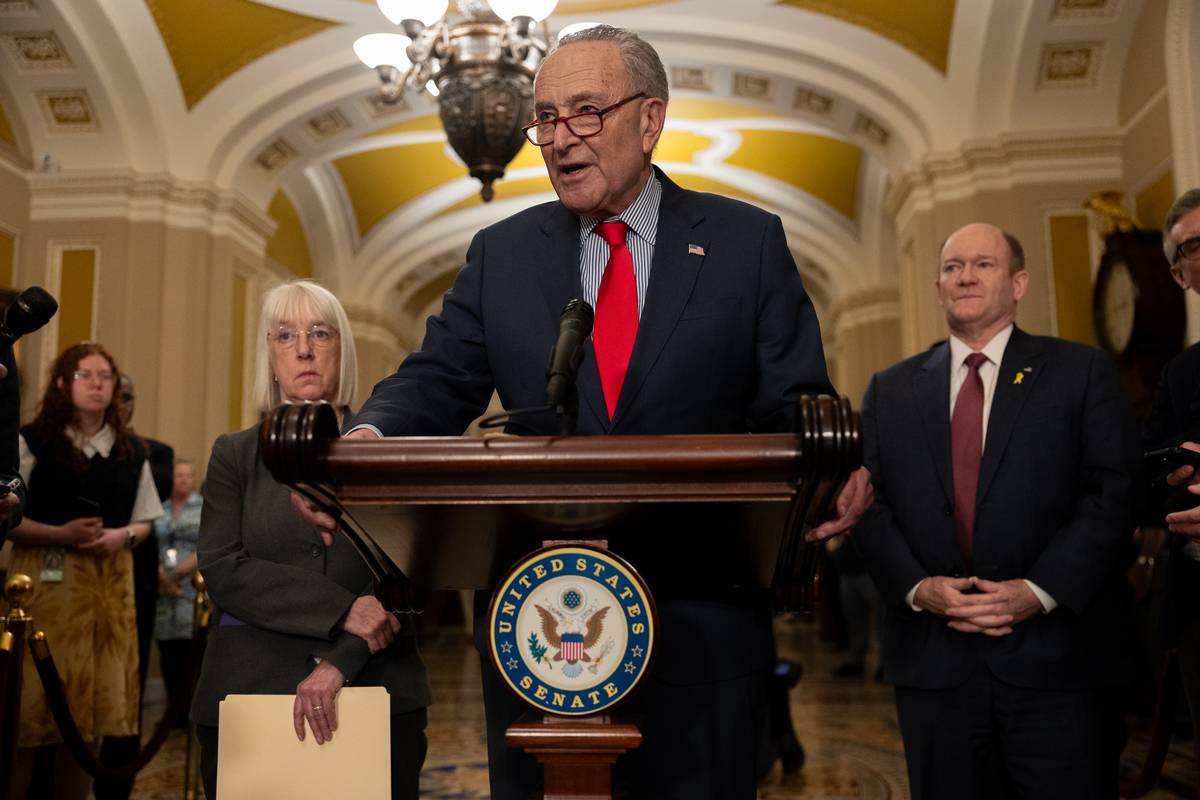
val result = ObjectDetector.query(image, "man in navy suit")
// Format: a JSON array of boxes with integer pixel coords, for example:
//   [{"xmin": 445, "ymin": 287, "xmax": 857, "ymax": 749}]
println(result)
[
  {"xmin": 854, "ymin": 222, "xmax": 1138, "ymax": 799},
  {"xmin": 299, "ymin": 23, "xmax": 870, "ymax": 799}
]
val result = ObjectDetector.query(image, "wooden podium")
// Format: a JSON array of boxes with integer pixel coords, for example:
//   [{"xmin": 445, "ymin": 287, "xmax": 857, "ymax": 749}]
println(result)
[{"xmin": 259, "ymin": 396, "xmax": 861, "ymax": 798}]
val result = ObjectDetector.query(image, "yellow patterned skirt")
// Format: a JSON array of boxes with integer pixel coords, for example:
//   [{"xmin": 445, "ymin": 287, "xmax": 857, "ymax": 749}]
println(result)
[{"xmin": 6, "ymin": 545, "xmax": 140, "ymax": 746}]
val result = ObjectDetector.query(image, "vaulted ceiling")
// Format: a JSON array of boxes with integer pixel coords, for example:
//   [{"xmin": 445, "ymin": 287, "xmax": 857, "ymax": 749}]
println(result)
[{"xmin": 0, "ymin": 0, "xmax": 1149, "ymax": 344}]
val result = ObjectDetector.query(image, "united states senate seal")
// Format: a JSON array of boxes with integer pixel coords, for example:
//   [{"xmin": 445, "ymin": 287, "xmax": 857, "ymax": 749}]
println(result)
[{"xmin": 489, "ymin": 545, "xmax": 655, "ymax": 716}]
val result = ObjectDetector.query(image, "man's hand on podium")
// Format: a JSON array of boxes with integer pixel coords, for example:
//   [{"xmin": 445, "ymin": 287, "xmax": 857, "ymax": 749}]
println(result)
[{"xmin": 807, "ymin": 466, "xmax": 873, "ymax": 542}]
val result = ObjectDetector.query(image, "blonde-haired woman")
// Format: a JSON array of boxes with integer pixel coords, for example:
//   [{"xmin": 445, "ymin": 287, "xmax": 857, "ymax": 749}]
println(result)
[{"xmin": 191, "ymin": 280, "xmax": 430, "ymax": 798}]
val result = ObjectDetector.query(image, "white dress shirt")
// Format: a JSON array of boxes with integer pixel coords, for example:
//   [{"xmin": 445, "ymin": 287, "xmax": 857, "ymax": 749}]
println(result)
[{"xmin": 907, "ymin": 325, "xmax": 1056, "ymax": 613}]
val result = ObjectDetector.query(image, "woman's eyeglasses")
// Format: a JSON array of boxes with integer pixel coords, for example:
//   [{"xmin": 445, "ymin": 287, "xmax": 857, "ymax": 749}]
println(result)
[{"xmin": 268, "ymin": 324, "xmax": 339, "ymax": 350}]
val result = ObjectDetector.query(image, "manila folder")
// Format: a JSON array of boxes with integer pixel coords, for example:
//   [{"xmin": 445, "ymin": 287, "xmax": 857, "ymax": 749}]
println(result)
[{"xmin": 216, "ymin": 686, "xmax": 391, "ymax": 799}]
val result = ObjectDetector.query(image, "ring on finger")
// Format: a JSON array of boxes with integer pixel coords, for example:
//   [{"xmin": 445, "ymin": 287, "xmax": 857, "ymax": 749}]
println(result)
[{"xmin": 312, "ymin": 705, "xmax": 324, "ymax": 712}]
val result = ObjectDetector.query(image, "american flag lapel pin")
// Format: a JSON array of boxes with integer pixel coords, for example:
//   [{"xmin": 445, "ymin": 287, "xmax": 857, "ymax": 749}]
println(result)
[{"xmin": 688, "ymin": 243, "xmax": 705, "ymax": 256}]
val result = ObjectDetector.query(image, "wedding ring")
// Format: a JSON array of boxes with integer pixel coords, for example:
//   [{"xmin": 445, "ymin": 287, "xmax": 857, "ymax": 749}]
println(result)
[{"xmin": 312, "ymin": 705, "xmax": 323, "ymax": 711}]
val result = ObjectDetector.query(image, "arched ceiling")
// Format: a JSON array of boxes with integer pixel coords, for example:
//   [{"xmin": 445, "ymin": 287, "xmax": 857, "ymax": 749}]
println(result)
[{"xmin": 0, "ymin": 0, "xmax": 1148, "ymax": 337}]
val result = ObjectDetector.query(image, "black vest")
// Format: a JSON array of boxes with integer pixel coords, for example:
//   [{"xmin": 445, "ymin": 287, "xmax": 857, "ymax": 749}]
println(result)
[{"xmin": 21, "ymin": 425, "xmax": 143, "ymax": 528}]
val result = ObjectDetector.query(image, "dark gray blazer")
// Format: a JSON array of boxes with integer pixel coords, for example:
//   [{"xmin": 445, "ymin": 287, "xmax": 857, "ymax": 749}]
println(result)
[{"xmin": 191, "ymin": 425, "xmax": 431, "ymax": 727}]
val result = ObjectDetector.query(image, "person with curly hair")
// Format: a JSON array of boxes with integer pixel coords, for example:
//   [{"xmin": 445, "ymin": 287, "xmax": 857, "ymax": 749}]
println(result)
[{"xmin": 6, "ymin": 342, "xmax": 163, "ymax": 799}]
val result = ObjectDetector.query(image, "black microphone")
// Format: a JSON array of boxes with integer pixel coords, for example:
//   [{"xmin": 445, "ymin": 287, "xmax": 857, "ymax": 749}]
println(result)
[
  {"xmin": 545, "ymin": 299, "xmax": 594, "ymax": 408},
  {"xmin": 0, "ymin": 286, "xmax": 58, "ymax": 347}
]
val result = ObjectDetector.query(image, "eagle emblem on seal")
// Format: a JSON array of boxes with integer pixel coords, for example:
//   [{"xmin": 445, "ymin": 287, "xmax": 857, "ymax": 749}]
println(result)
[{"xmin": 534, "ymin": 605, "xmax": 609, "ymax": 678}]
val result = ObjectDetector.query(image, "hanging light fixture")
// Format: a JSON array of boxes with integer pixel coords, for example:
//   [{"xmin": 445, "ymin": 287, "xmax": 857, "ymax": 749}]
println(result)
[{"xmin": 355, "ymin": 0, "xmax": 559, "ymax": 201}]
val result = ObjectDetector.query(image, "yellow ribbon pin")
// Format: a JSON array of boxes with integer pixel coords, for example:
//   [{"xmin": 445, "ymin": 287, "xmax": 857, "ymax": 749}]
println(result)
[{"xmin": 1013, "ymin": 372, "xmax": 1024, "ymax": 385}]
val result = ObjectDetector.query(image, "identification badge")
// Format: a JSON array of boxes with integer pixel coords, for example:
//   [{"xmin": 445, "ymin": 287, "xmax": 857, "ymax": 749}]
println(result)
[
  {"xmin": 164, "ymin": 548, "xmax": 179, "ymax": 569},
  {"xmin": 40, "ymin": 549, "xmax": 65, "ymax": 583}
]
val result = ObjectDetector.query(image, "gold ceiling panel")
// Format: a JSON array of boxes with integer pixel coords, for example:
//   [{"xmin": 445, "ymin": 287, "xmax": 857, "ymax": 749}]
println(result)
[
  {"xmin": 368, "ymin": 114, "xmax": 445, "ymax": 138},
  {"xmin": 725, "ymin": 130, "xmax": 861, "ymax": 219},
  {"xmin": 265, "ymin": 190, "xmax": 314, "ymax": 279},
  {"xmin": 334, "ymin": 142, "xmax": 469, "ymax": 239},
  {"xmin": 144, "ymin": 0, "xmax": 339, "ymax": 110},
  {"xmin": 775, "ymin": 0, "xmax": 956, "ymax": 73},
  {"xmin": 0, "ymin": 100, "xmax": 15, "ymax": 147},
  {"xmin": 668, "ymin": 98, "xmax": 786, "ymax": 120}
]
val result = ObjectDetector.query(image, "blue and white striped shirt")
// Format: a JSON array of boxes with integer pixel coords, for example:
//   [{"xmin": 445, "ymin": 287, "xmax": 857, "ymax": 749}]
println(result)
[{"xmin": 577, "ymin": 174, "xmax": 661, "ymax": 316}]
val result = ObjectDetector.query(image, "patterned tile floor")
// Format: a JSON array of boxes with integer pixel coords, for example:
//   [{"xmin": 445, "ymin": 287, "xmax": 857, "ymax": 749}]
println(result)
[{"xmin": 124, "ymin": 616, "xmax": 1198, "ymax": 799}]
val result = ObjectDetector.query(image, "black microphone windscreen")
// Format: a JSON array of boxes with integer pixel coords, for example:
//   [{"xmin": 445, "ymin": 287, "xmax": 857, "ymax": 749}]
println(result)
[{"xmin": 4, "ymin": 286, "xmax": 58, "ymax": 338}]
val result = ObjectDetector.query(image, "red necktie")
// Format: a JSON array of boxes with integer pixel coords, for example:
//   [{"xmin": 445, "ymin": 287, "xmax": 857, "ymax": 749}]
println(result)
[
  {"xmin": 593, "ymin": 221, "xmax": 638, "ymax": 419},
  {"xmin": 951, "ymin": 352, "xmax": 988, "ymax": 569}
]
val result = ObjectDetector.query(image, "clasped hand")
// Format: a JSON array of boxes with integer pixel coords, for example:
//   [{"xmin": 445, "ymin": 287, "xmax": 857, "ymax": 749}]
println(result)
[
  {"xmin": 62, "ymin": 516, "xmax": 127, "ymax": 556},
  {"xmin": 1164, "ymin": 442, "xmax": 1200, "ymax": 540},
  {"xmin": 914, "ymin": 576, "xmax": 1042, "ymax": 636},
  {"xmin": 340, "ymin": 595, "xmax": 401, "ymax": 654}
]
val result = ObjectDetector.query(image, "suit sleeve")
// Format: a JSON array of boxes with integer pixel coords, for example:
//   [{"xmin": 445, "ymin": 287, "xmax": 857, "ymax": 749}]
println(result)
[
  {"xmin": 350, "ymin": 231, "xmax": 495, "ymax": 436},
  {"xmin": 197, "ymin": 433, "xmax": 359, "ymax": 639},
  {"xmin": 1024, "ymin": 349, "xmax": 1140, "ymax": 614},
  {"xmin": 747, "ymin": 214, "xmax": 834, "ymax": 432},
  {"xmin": 853, "ymin": 372, "xmax": 931, "ymax": 605},
  {"xmin": 0, "ymin": 348, "xmax": 21, "ymax": 543}
]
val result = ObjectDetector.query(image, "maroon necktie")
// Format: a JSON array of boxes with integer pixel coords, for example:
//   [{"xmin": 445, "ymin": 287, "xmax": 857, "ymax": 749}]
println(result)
[
  {"xmin": 951, "ymin": 352, "xmax": 988, "ymax": 569},
  {"xmin": 593, "ymin": 222, "xmax": 638, "ymax": 419}
]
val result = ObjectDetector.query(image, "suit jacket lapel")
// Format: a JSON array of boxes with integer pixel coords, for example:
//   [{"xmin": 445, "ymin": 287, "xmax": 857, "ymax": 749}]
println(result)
[
  {"xmin": 537, "ymin": 204, "xmax": 608, "ymax": 431},
  {"xmin": 611, "ymin": 173, "xmax": 707, "ymax": 427},
  {"xmin": 916, "ymin": 343, "xmax": 953, "ymax": 503},
  {"xmin": 977, "ymin": 328, "xmax": 1045, "ymax": 501}
]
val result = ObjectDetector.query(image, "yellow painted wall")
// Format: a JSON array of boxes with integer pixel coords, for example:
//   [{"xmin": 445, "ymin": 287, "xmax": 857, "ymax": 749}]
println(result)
[
  {"xmin": 1048, "ymin": 214, "xmax": 1096, "ymax": 346},
  {"xmin": 0, "ymin": 231, "xmax": 13, "ymax": 288},
  {"xmin": 0, "ymin": 102, "xmax": 15, "ymax": 149},
  {"xmin": 59, "ymin": 249, "xmax": 96, "ymax": 351},
  {"xmin": 1136, "ymin": 171, "xmax": 1175, "ymax": 233},
  {"xmin": 265, "ymin": 190, "xmax": 314, "ymax": 278},
  {"xmin": 726, "ymin": 131, "xmax": 861, "ymax": 220},
  {"xmin": 229, "ymin": 274, "xmax": 246, "ymax": 431}
]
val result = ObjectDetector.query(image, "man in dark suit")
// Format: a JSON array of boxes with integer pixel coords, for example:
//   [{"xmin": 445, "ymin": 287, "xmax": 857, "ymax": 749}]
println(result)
[
  {"xmin": 0, "ymin": 347, "xmax": 25, "ymax": 547},
  {"xmin": 1141, "ymin": 187, "xmax": 1200, "ymax": 774},
  {"xmin": 854, "ymin": 222, "xmax": 1139, "ymax": 799},
  {"xmin": 299, "ymin": 23, "xmax": 870, "ymax": 800},
  {"xmin": 93, "ymin": 375, "xmax": 174, "ymax": 800}
]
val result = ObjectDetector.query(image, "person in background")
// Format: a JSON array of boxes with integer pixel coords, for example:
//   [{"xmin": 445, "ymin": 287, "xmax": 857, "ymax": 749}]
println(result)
[
  {"xmin": 0, "ymin": 344, "xmax": 25, "ymax": 547},
  {"xmin": 153, "ymin": 458, "xmax": 202, "ymax": 725},
  {"xmin": 1139, "ymin": 187, "xmax": 1200, "ymax": 782},
  {"xmin": 191, "ymin": 280, "xmax": 430, "ymax": 800},
  {"xmin": 93, "ymin": 374, "xmax": 175, "ymax": 800},
  {"xmin": 854, "ymin": 223, "xmax": 1138, "ymax": 799},
  {"xmin": 6, "ymin": 342, "xmax": 163, "ymax": 799}
]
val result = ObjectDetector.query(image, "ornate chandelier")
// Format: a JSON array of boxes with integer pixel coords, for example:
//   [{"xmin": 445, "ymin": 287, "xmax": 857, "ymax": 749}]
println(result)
[{"xmin": 354, "ymin": 0, "xmax": 560, "ymax": 201}]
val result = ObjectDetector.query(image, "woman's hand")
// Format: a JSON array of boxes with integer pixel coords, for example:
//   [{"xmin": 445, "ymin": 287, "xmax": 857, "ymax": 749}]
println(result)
[
  {"xmin": 158, "ymin": 566, "xmax": 184, "ymax": 597},
  {"xmin": 78, "ymin": 527, "xmax": 128, "ymax": 557},
  {"xmin": 293, "ymin": 660, "xmax": 345, "ymax": 744},
  {"xmin": 339, "ymin": 596, "xmax": 401, "ymax": 653},
  {"xmin": 57, "ymin": 516, "xmax": 102, "ymax": 548}
]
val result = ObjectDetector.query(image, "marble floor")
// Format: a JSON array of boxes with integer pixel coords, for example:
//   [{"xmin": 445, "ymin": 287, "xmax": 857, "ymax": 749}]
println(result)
[{"xmin": 122, "ymin": 615, "xmax": 1198, "ymax": 799}]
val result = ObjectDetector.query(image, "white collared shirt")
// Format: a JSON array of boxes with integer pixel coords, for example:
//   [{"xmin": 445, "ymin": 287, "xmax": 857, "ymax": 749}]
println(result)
[{"xmin": 19, "ymin": 425, "xmax": 164, "ymax": 524}]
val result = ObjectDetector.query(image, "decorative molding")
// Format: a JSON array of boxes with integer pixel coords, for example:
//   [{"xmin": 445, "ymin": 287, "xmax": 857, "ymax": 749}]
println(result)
[
  {"xmin": 341, "ymin": 300, "xmax": 408, "ymax": 347},
  {"xmin": 27, "ymin": 171, "xmax": 275, "ymax": 254},
  {"xmin": 362, "ymin": 91, "xmax": 410, "ymax": 118},
  {"xmin": 35, "ymin": 90, "xmax": 97, "ymax": 132},
  {"xmin": 793, "ymin": 87, "xmax": 833, "ymax": 114},
  {"xmin": 732, "ymin": 73, "xmax": 772, "ymax": 101},
  {"xmin": 305, "ymin": 108, "xmax": 351, "ymax": 142},
  {"xmin": 1038, "ymin": 42, "xmax": 1104, "ymax": 89},
  {"xmin": 254, "ymin": 138, "xmax": 297, "ymax": 173},
  {"xmin": 886, "ymin": 131, "xmax": 1124, "ymax": 231},
  {"xmin": 0, "ymin": 1, "xmax": 38, "ymax": 17},
  {"xmin": 2, "ymin": 30, "xmax": 72, "ymax": 71},
  {"xmin": 828, "ymin": 285, "xmax": 900, "ymax": 334},
  {"xmin": 1051, "ymin": 0, "xmax": 1118, "ymax": 21},
  {"xmin": 669, "ymin": 66, "xmax": 710, "ymax": 93},
  {"xmin": 852, "ymin": 112, "xmax": 890, "ymax": 146}
]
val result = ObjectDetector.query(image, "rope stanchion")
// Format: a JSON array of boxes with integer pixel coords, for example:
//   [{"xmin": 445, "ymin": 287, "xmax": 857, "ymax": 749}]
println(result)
[
  {"xmin": 183, "ymin": 570, "xmax": 210, "ymax": 800},
  {"xmin": 23, "ymin": 592, "xmax": 212, "ymax": 784},
  {"xmin": 1, "ymin": 574, "xmax": 34, "ymax": 800}
]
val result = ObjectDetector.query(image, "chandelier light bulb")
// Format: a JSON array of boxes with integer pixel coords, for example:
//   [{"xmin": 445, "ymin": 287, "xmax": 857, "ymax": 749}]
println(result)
[
  {"xmin": 353, "ymin": 33, "xmax": 413, "ymax": 69},
  {"xmin": 486, "ymin": 0, "xmax": 558, "ymax": 23},
  {"xmin": 377, "ymin": 0, "xmax": 448, "ymax": 27},
  {"xmin": 556, "ymin": 21, "xmax": 602, "ymax": 40}
]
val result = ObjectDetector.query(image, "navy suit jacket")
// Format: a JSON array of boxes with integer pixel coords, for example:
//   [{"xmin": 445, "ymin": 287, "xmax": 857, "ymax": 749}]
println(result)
[
  {"xmin": 855, "ymin": 329, "xmax": 1138, "ymax": 691},
  {"xmin": 353, "ymin": 168, "xmax": 833, "ymax": 682}
]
